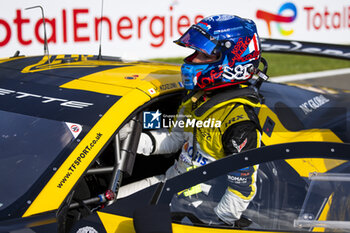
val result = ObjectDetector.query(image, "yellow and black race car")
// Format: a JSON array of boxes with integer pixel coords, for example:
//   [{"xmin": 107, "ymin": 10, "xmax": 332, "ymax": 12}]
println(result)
[{"xmin": 0, "ymin": 40, "xmax": 350, "ymax": 233}]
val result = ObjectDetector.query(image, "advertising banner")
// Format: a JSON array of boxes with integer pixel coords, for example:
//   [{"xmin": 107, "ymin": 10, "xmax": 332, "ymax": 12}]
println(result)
[{"xmin": 0, "ymin": 0, "xmax": 349, "ymax": 59}]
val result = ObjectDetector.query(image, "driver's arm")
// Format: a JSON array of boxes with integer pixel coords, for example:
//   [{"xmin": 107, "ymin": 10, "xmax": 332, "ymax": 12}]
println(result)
[
  {"xmin": 119, "ymin": 119, "xmax": 184, "ymax": 156},
  {"xmin": 214, "ymin": 120, "xmax": 261, "ymax": 225},
  {"xmin": 139, "ymin": 128, "xmax": 184, "ymax": 155}
]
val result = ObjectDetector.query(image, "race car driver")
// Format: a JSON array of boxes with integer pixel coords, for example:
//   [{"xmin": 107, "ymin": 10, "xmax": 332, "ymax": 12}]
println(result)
[{"xmin": 118, "ymin": 14, "xmax": 262, "ymax": 226}]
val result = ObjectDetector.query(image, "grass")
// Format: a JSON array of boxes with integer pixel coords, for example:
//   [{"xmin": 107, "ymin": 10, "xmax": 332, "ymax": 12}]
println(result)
[{"xmin": 152, "ymin": 53, "xmax": 350, "ymax": 77}]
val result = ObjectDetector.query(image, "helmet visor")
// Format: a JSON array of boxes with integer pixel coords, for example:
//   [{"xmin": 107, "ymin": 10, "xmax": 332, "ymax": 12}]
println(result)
[{"xmin": 174, "ymin": 25, "xmax": 218, "ymax": 55}]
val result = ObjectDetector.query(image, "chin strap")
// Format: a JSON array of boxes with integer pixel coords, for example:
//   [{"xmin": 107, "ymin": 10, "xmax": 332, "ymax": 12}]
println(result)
[{"xmin": 248, "ymin": 57, "xmax": 269, "ymax": 89}]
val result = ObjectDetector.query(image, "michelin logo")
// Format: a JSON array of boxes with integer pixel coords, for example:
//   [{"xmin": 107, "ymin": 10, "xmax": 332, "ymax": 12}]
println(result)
[{"xmin": 143, "ymin": 110, "xmax": 162, "ymax": 129}]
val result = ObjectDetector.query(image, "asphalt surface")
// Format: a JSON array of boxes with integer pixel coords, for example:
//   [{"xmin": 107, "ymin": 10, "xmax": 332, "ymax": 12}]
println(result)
[{"xmin": 292, "ymin": 74, "xmax": 350, "ymax": 90}]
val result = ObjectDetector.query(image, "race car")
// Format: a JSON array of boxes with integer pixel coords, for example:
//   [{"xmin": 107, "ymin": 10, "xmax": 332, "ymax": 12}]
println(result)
[{"xmin": 0, "ymin": 39, "xmax": 349, "ymax": 233}]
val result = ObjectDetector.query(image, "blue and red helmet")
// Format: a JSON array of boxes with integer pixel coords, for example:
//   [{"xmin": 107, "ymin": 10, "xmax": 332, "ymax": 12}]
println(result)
[{"xmin": 174, "ymin": 15, "xmax": 261, "ymax": 90}]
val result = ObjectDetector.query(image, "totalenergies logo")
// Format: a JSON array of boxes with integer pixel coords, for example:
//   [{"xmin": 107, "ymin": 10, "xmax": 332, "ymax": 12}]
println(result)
[{"xmin": 256, "ymin": 2, "xmax": 297, "ymax": 36}]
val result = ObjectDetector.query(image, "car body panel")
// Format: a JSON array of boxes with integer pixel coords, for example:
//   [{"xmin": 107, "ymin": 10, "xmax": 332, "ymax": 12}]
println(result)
[
  {"xmin": 22, "ymin": 89, "xmax": 149, "ymax": 217},
  {"xmin": 257, "ymin": 81, "xmax": 349, "ymax": 177},
  {"xmin": 68, "ymin": 142, "xmax": 350, "ymax": 233},
  {"xmin": 0, "ymin": 55, "xmax": 182, "ymax": 218},
  {"xmin": 96, "ymin": 212, "xmax": 284, "ymax": 233}
]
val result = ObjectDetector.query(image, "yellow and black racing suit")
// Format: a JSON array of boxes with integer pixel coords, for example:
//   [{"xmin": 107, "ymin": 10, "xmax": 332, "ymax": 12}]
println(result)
[{"xmin": 148, "ymin": 87, "xmax": 262, "ymax": 224}]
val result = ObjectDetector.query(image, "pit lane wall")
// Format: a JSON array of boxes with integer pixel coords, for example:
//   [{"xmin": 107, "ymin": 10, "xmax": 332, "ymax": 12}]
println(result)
[{"xmin": 0, "ymin": 0, "xmax": 349, "ymax": 59}]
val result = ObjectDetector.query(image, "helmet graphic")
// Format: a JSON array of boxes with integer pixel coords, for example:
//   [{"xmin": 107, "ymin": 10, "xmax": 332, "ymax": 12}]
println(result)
[{"xmin": 174, "ymin": 15, "xmax": 261, "ymax": 90}]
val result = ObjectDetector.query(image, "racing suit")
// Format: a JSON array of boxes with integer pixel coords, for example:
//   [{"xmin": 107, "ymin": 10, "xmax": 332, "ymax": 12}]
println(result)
[{"xmin": 119, "ymin": 87, "xmax": 261, "ymax": 225}]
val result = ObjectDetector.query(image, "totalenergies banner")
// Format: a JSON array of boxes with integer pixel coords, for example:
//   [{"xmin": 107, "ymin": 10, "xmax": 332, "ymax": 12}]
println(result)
[{"xmin": 0, "ymin": 0, "xmax": 349, "ymax": 59}]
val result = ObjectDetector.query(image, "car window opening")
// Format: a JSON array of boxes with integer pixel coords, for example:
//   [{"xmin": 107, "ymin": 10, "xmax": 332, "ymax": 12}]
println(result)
[{"xmin": 62, "ymin": 93, "xmax": 183, "ymax": 231}]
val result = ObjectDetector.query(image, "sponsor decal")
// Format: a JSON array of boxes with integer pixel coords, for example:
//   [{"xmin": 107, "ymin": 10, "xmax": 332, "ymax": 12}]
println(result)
[
  {"xmin": 240, "ymin": 172, "xmax": 251, "ymax": 176},
  {"xmin": 198, "ymin": 130, "xmax": 212, "ymax": 141},
  {"xmin": 57, "ymin": 132, "xmax": 102, "ymax": 188},
  {"xmin": 197, "ymin": 21, "xmax": 211, "ymax": 31},
  {"xmin": 222, "ymin": 64, "xmax": 253, "ymax": 81},
  {"xmin": 230, "ymin": 37, "xmax": 251, "ymax": 59},
  {"xmin": 232, "ymin": 138, "xmax": 248, "ymax": 153},
  {"xmin": 227, "ymin": 174, "xmax": 248, "ymax": 184},
  {"xmin": 180, "ymin": 143, "xmax": 209, "ymax": 166},
  {"xmin": 0, "ymin": 87, "xmax": 94, "ymax": 109},
  {"xmin": 148, "ymin": 88, "xmax": 156, "ymax": 95},
  {"xmin": 179, "ymin": 153, "xmax": 193, "ymax": 166},
  {"xmin": 124, "ymin": 75, "xmax": 138, "ymax": 80},
  {"xmin": 256, "ymin": 2, "xmax": 297, "ymax": 36},
  {"xmin": 228, "ymin": 35, "xmax": 259, "ymax": 66},
  {"xmin": 304, "ymin": 6, "xmax": 350, "ymax": 31},
  {"xmin": 76, "ymin": 226, "xmax": 98, "ymax": 233},
  {"xmin": 195, "ymin": 68, "xmax": 224, "ymax": 89},
  {"xmin": 66, "ymin": 122, "xmax": 83, "ymax": 138},
  {"xmin": 212, "ymin": 15, "xmax": 236, "ymax": 22},
  {"xmin": 0, "ymin": 7, "xmax": 203, "ymax": 48},
  {"xmin": 190, "ymin": 151, "xmax": 208, "ymax": 166},
  {"xmin": 299, "ymin": 94, "xmax": 330, "ymax": 115},
  {"xmin": 159, "ymin": 82, "xmax": 177, "ymax": 91},
  {"xmin": 224, "ymin": 114, "xmax": 244, "ymax": 128}
]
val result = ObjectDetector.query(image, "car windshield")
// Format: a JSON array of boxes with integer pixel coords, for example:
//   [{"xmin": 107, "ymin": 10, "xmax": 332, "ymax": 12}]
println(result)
[
  {"xmin": 294, "ymin": 172, "xmax": 350, "ymax": 231},
  {"xmin": 169, "ymin": 158, "xmax": 350, "ymax": 232},
  {"xmin": 0, "ymin": 110, "xmax": 80, "ymax": 213}
]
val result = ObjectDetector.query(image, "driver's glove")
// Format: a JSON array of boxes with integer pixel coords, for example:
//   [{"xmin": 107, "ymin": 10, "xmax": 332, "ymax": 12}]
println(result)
[
  {"xmin": 119, "ymin": 122, "xmax": 154, "ymax": 155},
  {"xmin": 119, "ymin": 121, "xmax": 133, "ymax": 141},
  {"xmin": 137, "ymin": 132, "xmax": 154, "ymax": 156}
]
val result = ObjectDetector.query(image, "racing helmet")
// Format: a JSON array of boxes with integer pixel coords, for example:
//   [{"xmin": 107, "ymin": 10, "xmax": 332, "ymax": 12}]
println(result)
[{"xmin": 174, "ymin": 15, "xmax": 261, "ymax": 90}]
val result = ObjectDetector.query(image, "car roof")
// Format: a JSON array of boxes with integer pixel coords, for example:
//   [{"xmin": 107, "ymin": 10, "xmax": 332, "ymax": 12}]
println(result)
[{"xmin": 0, "ymin": 55, "xmax": 183, "ymax": 98}]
